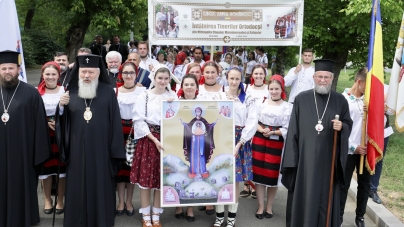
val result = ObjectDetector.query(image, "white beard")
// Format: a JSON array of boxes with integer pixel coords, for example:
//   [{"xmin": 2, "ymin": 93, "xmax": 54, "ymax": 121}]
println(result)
[
  {"xmin": 314, "ymin": 83, "xmax": 332, "ymax": 94},
  {"xmin": 78, "ymin": 78, "xmax": 98, "ymax": 99}
]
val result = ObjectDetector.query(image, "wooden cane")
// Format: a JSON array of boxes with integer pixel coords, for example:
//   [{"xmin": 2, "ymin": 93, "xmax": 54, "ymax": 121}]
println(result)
[
  {"xmin": 359, "ymin": 111, "xmax": 367, "ymax": 174},
  {"xmin": 326, "ymin": 115, "xmax": 339, "ymax": 227}
]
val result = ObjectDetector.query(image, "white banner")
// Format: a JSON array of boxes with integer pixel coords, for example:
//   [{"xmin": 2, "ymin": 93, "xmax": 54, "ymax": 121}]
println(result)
[
  {"xmin": 148, "ymin": 0, "xmax": 303, "ymax": 46},
  {"xmin": 0, "ymin": 0, "xmax": 27, "ymax": 82},
  {"xmin": 386, "ymin": 13, "xmax": 404, "ymax": 132}
]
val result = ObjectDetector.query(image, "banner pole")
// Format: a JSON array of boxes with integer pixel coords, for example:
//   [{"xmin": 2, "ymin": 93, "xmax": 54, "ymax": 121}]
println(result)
[
  {"xmin": 298, "ymin": 45, "xmax": 302, "ymax": 64},
  {"xmin": 211, "ymin": 46, "xmax": 214, "ymax": 61}
]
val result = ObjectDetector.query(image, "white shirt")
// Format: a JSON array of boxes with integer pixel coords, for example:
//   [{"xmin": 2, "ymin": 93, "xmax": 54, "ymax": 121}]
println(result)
[
  {"xmin": 198, "ymin": 85, "xmax": 225, "ymax": 100},
  {"xmin": 245, "ymin": 60, "xmax": 258, "ymax": 74},
  {"xmin": 139, "ymin": 58, "xmax": 159, "ymax": 72},
  {"xmin": 173, "ymin": 65, "xmax": 185, "ymax": 81},
  {"xmin": 257, "ymin": 54, "xmax": 268, "ymax": 65},
  {"xmin": 284, "ymin": 65, "xmax": 315, "ymax": 103},
  {"xmin": 117, "ymin": 87, "xmax": 146, "ymax": 119},
  {"xmin": 42, "ymin": 87, "xmax": 65, "ymax": 116},
  {"xmin": 132, "ymin": 90, "xmax": 177, "ymax": 139},
  {"xmin": 342, "ymin": 88, "xmax": 364, "ymax": 155},
  {"xmin": 165, "ymin": 62, "xmax": 174, "ymax": 72},
  {"xmin": 245, "ymin": 85, "xmax": 268, "ymax": 100},
  {"xmin": 257, "ymin": 101, "xmax": 292, "ymax": 139},
  {"xmin": 224, "ymin": 94, "xmax": 258, "ymax": 142}
]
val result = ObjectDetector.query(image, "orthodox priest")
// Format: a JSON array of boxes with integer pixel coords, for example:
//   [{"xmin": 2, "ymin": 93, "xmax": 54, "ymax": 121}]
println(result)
[
  {"xmin": 57, "ymin": 54, "xmax": 125, "ymax": 227},
  {"xmin": 0, "ymin": 50, "xmax": 51, "ymax": 226},
  {"xmin": 281, "ymin": 59, "xmax": 353, "ymax": 227}
]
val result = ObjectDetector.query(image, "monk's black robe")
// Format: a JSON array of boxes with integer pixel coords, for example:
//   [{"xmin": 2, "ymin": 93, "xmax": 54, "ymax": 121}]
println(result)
[
  {"xmin": 281, "ymin": 90, "xmax": 352, "ymax": 227},
  {"xmin": 58, "ymin": 82, "xmax": 125, "ymax": 227},
  {"xmin": 0, "ymin": 82, "xmax": 50, "ymax": 226}
]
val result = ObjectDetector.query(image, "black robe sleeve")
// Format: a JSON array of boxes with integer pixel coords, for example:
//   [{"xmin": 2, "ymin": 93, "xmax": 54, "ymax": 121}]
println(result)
[
  {"xmin": 55, "ymin": 104, "xmax": 70, "ymax": 163},
  {"xmin": 280, "ymin": 100, "xmax": 299, "ymax": 191},
  {"xmin": 34, "ymin": 93, "xmax": 51, "ymax": 166}
]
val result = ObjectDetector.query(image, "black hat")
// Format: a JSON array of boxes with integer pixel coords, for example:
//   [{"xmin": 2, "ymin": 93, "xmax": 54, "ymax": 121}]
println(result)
[
  {"xmin": 77, "ymin": 55, "xmax": 101, "ymax": 68},
  {"xmin": 0, "ymin": 50, "xmax": 20, "ymax": 65},
  {"xmin": 313, "ymin": 59, "xmax": 335, "ymax": 73}
]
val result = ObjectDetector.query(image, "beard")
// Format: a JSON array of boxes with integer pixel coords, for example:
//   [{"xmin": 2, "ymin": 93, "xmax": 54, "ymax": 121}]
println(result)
[
  {"xmin": 0, "ymin": 73, "xmax": 19, "ymax": 89},
  {"xmin": 78, "ymin": 78, "xmax": 98, "ymax": 99},
  {"xmin": 314, "ymin": 83, "xmax": 332, "ymax": 94},
  {"xmin": 60, "ymin": 65, "xmax": 67, "ymax": 72}
]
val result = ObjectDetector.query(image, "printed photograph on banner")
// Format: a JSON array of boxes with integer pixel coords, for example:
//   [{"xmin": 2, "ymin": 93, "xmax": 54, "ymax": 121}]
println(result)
[
  {"xmin": 149, "ymin": 0, "xmax": 303, "ymax": 46},
  {"xmin": 161, "ymin": 100, "xmax": 235, "ymax": 207}
]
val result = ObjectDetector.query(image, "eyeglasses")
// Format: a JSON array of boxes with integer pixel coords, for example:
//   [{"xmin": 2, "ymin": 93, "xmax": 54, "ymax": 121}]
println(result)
[
  {"xmin": 315, "ymin": 75, "xmax": 332, "ymax": 80},
  {"xmin": 122, "ymin": 71, "xmax": 136, "ymax": 75}
]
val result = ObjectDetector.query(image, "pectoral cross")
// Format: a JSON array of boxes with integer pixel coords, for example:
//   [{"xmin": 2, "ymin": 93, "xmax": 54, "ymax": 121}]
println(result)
[{"xmin": 86, "ymin": 58, "xmax": 89, "ymax": 63}]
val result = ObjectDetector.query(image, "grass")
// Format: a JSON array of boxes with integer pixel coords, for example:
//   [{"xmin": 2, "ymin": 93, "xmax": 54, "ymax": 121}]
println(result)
[{"xmin": 337, "ymin": 69, "xmax": 404, "ymax": 223}]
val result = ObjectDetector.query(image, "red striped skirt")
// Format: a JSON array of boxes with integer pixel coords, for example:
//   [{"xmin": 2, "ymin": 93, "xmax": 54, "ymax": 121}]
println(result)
[{"xmin": 252, "ymin": 125, "xmax": 284, "ymax": 186}]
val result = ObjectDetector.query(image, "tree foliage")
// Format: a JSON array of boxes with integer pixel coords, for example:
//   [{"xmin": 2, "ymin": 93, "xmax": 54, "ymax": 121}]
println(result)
[{"xmin": 303, "ymin": 0, "xmax": 404, "ymax": 89}]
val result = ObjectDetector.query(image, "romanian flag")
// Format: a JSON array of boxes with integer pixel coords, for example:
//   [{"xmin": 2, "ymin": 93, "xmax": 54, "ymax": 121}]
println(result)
[{"xmin": 365, "ymin": 0, "xmax": 384, "ymax": 174}]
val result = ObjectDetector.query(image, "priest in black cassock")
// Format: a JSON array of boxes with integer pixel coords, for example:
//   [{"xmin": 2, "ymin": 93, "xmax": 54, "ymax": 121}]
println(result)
[
  {"xmin": 281, "ymin": 59, "xmax": 353, "ymax": 227},
  {"xmin": 56, "ymin": 54, "xmax": 125, "ymax": 227},
  {"xmin": 0, "ymin": 50, "xmax": 51, "ymax": 226}
]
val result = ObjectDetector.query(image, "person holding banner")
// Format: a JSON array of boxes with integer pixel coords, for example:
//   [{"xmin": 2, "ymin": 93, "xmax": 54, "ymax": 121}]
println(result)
[
  {"xmin": 339, "ymin": 68, "xmax": 370, "ymax": 227},
  {"xmin": 0, "ymin": 50, "xmax": 51, "ymax": 226},
  {"xmin": 212, "ymin": 67, "xmax": 258, "ymax": 227},
  {"xmin": 37, "ymin": 61, "xmax": 66, "ymax": 215},
  {"xmin": 281, "ymin": 59, "xmax": 352, "ymax": 227},
  {"xmin": 130, "ymin": 66, "xmax": 177, "ymax": 227}
]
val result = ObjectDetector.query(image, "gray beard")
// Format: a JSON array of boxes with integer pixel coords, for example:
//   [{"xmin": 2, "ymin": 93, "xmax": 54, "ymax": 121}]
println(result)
[
  {"xmin": 314, "ymin": 83, "xmax": 332, "ymax": 94},
  {"xmin": 78, "ymin": 78, "xmax": 98, "ymax": 99},
  {"xmin": 0, "ymin": 74, "xmax": 19, "ymax": 89}
]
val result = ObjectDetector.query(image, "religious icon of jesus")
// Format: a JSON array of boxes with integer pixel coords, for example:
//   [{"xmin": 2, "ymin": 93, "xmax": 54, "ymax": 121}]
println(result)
[{"xmin": 179, "ymin": 107, "xmax": 218, "ymax": 179}]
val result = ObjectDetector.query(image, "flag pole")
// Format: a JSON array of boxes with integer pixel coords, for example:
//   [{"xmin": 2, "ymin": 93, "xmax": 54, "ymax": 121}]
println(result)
[{"xmin": 359, "ymin": 111, "xmax": 367, "ymax": 174}]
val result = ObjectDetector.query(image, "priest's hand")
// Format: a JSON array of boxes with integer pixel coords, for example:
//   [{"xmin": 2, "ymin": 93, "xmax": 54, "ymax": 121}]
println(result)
[
  {"xmin": 331, "ymin": 119, "xmax": 342, "ymax": 131},
  {"xmin": 355, "ymin": 145, "xmax": 367, "ymax": 155},
  {"xmin": 59, "ymin": 91, "xmax": 70, "ymax": 106}
]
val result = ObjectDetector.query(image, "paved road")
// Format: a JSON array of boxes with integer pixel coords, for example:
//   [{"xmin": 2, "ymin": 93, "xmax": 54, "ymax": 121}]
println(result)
[{"xmin": 27, "ymin": 69, "xmax": 376, "ymax": 227}]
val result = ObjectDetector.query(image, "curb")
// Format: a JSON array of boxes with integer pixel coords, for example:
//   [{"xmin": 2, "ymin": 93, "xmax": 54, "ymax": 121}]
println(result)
[{"xmin": 348, "ymin": 178, "xmax": 404, "ymax": 227}]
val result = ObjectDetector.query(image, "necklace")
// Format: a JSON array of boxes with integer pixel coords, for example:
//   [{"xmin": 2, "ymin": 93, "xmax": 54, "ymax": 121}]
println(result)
[
  {"xmin": 123, "ymin": 84, "xmax": 136, "ymax": 89},
  {"xmin": 83, "ymin": 99, "xmax": 93, "ymax": 123},
  {"xmin": 204, "ymin": 82, "xmax": 216, "ymax": 86},
  {"xmin": 1, "ymin": 81, "xmax": 21, "ymax": 125},
  {"xmin": 45, "ymin": 85, "xmax": 58, "ymax": 90},
  {"xmin": 254, "ymin": 83, "xmax": 264, "ymax": 87},
  {"xmin": 271, "ymin": 97, "xmax": 282, "ymax": 102},
  {"xmin": 313, "ymin": 89, "xmax": 331, "ymax": 134},
  {"xmin": 225, "ymin": 91, "xmax": 239, "ymax": 101}
]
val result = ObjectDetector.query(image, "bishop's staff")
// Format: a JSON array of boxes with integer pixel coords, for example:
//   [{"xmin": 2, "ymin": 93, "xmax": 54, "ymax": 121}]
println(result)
[{"xmin": 326, "ymin": 115, "xmax": 339, "ymax": 227}]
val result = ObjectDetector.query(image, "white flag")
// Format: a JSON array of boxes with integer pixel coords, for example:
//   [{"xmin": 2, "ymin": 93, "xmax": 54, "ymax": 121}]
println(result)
[
  {"xmin": 0, "ymin": 0, "xmax": 27, "ymax": 82},
  {"xmin": 386, "ymin": 12, "xmax": 404, "ymax": 132}
]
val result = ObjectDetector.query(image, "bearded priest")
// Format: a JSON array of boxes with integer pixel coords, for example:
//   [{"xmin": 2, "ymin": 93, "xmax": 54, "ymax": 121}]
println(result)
[
  {"xmin": 56, "ymin": 54, "xmax": 125, "ymax": 227},
  {"xmin": 281, "ymin": 59, "xmax": 353, "ymax": 227}
]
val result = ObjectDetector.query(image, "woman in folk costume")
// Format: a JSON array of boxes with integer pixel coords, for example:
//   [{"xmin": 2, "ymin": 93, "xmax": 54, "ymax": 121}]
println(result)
[
  {"xmin": 251, "ymin": 75, "xmax": 292, "ymax": 219},
  {"xmin": 212, "ymin": 67, "xmax": 258, "ymax": 227},
  {"xmin": 175, "ymin": 74, "xmax": 200, "ymax": 222},
  {"xmin": 115, "ymin": 62, "xmax": 146, "ymax": 217},
  {"xmin": 37, "ymin": 61, "xmax": 66, "ymax": 215},
  {"xmin": 198, "ymin": 61, "xmax": 226, "ymax": 100},
  {"xmin": 175, "ymin": 63, "xmax": 203, "ymax": 94},
  {"xmin": 130, "ymin": 65, "xmax": 177, "ymax": 227}
]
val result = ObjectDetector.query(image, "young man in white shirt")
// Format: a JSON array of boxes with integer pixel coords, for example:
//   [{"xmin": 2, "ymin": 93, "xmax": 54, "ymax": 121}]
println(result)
[
  {"xmin": 138, "ymin": 41, "xmax": 159, "ymax": 72},
  {"xmin": 339, "ymin": 68, "xmax": 369, "ymax": 227},
  {"xmin": 284, "ymin": 48, "xmax": 315, "ymax": 103},
  {"xmin": 256, "ymin": 47, "xmax": 268, "ymax": 68}
]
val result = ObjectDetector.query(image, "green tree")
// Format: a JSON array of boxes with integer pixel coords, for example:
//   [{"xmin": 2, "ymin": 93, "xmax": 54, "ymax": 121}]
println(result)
[{"xmin": 303, "ymin": 0, "xmax": 404, "ymax": 90}]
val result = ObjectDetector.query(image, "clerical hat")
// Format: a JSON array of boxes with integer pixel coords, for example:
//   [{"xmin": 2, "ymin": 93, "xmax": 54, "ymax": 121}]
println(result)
[
  {"xmin": 313, "ymin": 59, "xmax": 335, "ymax": 73},
  {"xmin": 0, "ymin": 50, "xmax": 20, "ymax": 65},
  {"xmin": 77, "ymin": 55, "xmax": 101, "ymax": 68}
]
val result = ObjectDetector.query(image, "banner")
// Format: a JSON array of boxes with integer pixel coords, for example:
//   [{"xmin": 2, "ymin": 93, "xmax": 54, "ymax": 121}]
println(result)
[
  {"xmin": 365, "ymin": 0, "xmax": 384, "ymax": 174},
  {"xmin": 386, "ymin": 13, "xmax": 404, "ymax": 132},
  {"xmin": 161, "ymin": 100, "xmax": 235, "ymax": 207},
  {"xmin": 0, "ymin": 0, "xmax": 26, "ymax": 82},
  {"xmin": 149, "ymin": 0, "xmax": 303, "ymax": 46}
]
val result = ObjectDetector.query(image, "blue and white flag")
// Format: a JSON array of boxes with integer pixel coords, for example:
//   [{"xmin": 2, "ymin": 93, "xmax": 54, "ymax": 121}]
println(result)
[{"xmin": 0, "ymin": 0, "xmax": 26, "ymax": 82}]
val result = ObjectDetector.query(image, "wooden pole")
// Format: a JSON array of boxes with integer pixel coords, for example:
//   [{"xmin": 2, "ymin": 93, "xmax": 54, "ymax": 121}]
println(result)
[
  {"xmin": 359, "ymin": 111, "xmax": 368, "ymax": 174},
  {"xmin": 326, "ymin": 115, "xmax": 339, "ymax": 227}
]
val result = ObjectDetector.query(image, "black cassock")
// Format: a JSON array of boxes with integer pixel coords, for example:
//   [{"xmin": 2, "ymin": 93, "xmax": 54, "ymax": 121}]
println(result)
[
  {"xmin": 281, "ymin": 90, "xmax": 352, "ymax": 227},
  {"xmin": 58, "ymin": 82, "xmax": 125, "ymax": 227},
  {"xmin": 0, "ymin": 82, "xmax": 50, "ymax": 226}
]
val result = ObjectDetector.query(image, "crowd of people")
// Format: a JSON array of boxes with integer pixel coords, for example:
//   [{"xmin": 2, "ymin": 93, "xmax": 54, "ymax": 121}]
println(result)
[{"xmin": 0, "ymin": 41, "xmax": 392, "ymax": 227}]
